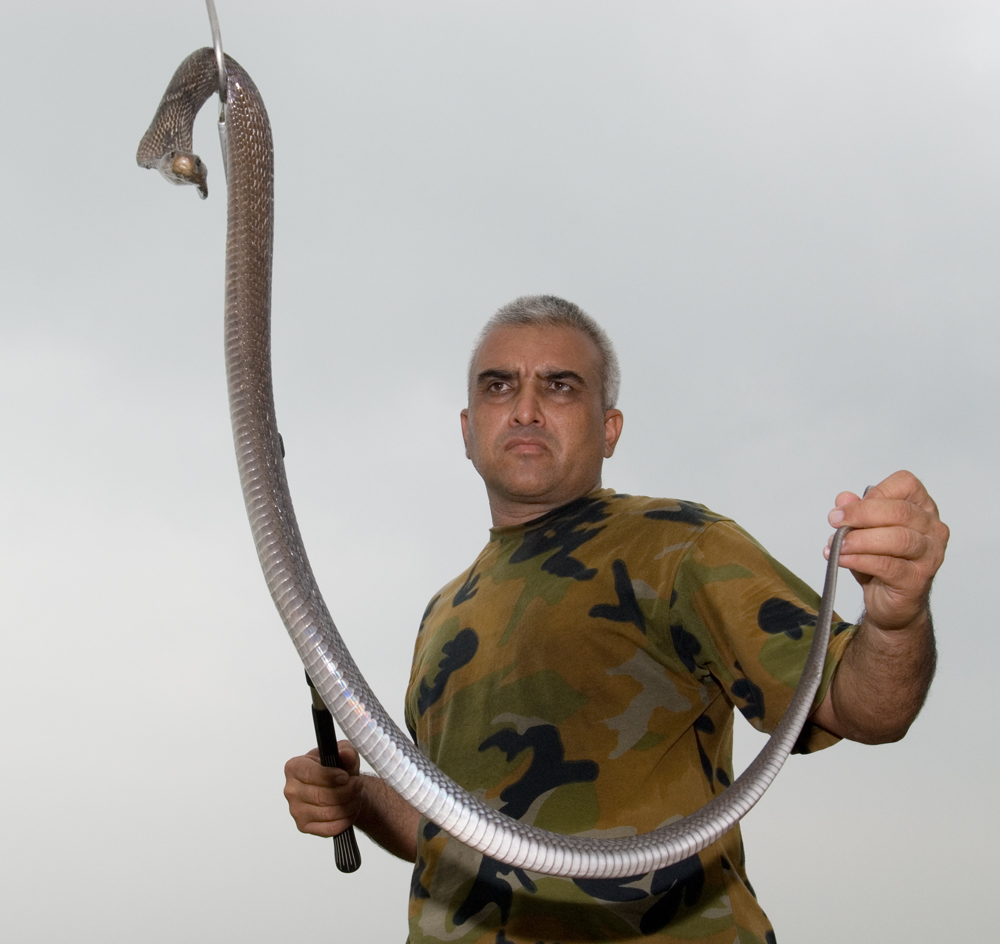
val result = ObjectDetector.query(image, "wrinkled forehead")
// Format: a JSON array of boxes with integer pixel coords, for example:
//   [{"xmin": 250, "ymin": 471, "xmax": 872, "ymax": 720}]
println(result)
[{"xmin": 470, "ymin": 323, "xmax": 603, "ymax": 381}]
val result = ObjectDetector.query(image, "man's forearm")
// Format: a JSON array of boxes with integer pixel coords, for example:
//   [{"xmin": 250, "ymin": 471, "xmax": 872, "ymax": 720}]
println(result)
[
  {"xmin": 814, "ymin": 609, "xmax": 937, "ymax": 744},
  {"xmin": 813, "ymin": 472, "xmax": 947, "ymax": 744},
  {"xmin": 355, "ymin": 774, "xmax": 421, "ymax": 862}
]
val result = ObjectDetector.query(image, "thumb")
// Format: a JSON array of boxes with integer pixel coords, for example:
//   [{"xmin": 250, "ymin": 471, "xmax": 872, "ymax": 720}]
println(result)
[{"xmin": 338, "ymin": 741, "xmax": 362, "ymax": 777}]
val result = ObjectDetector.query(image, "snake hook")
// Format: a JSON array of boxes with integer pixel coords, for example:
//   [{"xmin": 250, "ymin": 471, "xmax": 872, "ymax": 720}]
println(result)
[
  {"xmin": 205, "ymin": 0, "xmax": 226, "ymax": 102},
  {"xmin": 205, "ymin": 0, "xmax": 229, "ymax": 176}
]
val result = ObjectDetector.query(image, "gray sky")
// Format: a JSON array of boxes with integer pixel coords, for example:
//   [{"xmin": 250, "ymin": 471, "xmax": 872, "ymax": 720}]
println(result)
[{"xmin": 1, "ymin": 1, "xmax": 996, "ymax": 941}]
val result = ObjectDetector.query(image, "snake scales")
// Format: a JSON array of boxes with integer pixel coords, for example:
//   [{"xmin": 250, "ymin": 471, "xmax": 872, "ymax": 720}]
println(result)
[{"xmin": 137, "ymin": 46, "xmax": 849, "ymax": 879}]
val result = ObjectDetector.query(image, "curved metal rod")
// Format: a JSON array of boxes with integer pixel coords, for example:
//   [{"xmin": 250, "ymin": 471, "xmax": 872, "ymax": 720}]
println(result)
[
  {"xmin": 137, "ymin": 45, "xmax": 850, "ymax": 880},
  {"xmin": 205, "ymin": 0, "xmax": 226, "ymax": 102},
  {"xmin": 205, "ymin": 0, "xmax": 229, "ymax": 172}
]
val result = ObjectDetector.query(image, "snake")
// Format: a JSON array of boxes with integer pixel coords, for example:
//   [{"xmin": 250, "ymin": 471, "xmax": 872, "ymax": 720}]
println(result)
[{"xmin": 137, "ymin": 45, "xmax": 850, "ymax": 880}]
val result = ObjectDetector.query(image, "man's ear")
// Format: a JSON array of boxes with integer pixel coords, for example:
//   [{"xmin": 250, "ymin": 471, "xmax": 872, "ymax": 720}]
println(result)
[
  {"xmin": 603, "ymin": 409, "xmax": 624, "ymax": 458},
  {"xmin": 460, "ymin": 408, "xmax": 470, "ymax": 458}
]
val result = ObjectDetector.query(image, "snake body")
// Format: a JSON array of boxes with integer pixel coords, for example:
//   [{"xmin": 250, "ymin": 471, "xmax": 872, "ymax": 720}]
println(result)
[{"xmin": 138, "ymin": 47, "xmax": 848, "ymax": 879}]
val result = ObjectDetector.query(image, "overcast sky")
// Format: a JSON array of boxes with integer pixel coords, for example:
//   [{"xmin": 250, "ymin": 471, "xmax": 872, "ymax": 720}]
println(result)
[{"xmin": 1, "ymin": 2, "xmax": 997, "ymax": 941}]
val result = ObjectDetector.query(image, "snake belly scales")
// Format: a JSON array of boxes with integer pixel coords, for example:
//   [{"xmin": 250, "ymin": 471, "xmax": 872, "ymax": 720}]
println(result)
[{"xmin": 137, "ymin": 47, "xmax": 848, "ymax": 880}]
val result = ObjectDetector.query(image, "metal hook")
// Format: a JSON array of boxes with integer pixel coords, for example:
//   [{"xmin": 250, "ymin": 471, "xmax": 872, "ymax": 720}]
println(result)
[
  {"xmin": 206, "ymin": 0, "xmax": 226, "ymax": 103},
  {"xmin": 205, "ymin": 0, "xmax": 229, "ymax": 178}
]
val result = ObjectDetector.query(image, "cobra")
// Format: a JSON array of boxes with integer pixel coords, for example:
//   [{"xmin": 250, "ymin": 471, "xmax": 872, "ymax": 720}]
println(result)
[{"xmin": 137, "ymin": 42, "xmax": 850, "ymax": 880}]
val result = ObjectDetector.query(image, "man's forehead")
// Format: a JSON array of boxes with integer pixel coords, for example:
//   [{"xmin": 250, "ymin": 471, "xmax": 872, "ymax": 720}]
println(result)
[{"xmin": 473, "ymin": 323, "xmax": 602, "ymax": 374}]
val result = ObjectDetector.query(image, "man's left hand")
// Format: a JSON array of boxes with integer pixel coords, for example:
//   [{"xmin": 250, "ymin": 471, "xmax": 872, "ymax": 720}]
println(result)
[{"xmin": 826, "ymin": 469, "xmax": 949, "ymax": 632}]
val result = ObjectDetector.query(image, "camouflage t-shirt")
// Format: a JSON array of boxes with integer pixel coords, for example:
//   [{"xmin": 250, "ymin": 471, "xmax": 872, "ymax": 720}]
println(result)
[{"xmin": 404, "ymin": 490, "xmax": 855, "ymax": 944}]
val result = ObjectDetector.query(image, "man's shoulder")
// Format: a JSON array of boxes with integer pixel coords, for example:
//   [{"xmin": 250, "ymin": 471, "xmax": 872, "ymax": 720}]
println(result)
[
  {"xmin": 599, "ymin": 490, "xmax": 728, "ymax": 529},
  {"xmin": 603, "ymin": 493, "xmax": 774, "ymax": 564}
]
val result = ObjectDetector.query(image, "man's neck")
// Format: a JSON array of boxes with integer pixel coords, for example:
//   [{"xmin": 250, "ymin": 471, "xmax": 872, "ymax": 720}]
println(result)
[{"xmin": 487, "ymin": 479, "xmax": 603, "ymax": 528}]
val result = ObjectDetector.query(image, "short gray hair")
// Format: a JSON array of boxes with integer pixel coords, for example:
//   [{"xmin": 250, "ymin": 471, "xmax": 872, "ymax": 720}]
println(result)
[{"xmin": 468, "ymin": 295, "xmax": 621, "ymax": 409}]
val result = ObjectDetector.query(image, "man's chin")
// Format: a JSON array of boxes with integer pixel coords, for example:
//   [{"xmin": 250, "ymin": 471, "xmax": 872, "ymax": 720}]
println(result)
[{"xmin": 489, "ymin": 471, "xmax": 559, "ymax": 503}]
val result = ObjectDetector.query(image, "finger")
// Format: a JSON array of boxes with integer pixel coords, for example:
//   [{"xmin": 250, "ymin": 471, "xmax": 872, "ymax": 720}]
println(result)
[
  {"xmin": 833, "ymin": 490, "xmax": 862, "ymax": 511},
  {"xmin": 830, "ymin": 495, "xmax": 935, "ymax": 536},
  {"xmin": 831, "ymin": 472, "xmax": 942, "ymax": 531},
  {"xmin": 315, "ymin": 775, "xmax": 362, "ymax": 804},
  {"xmin": 288, "ymin": 747, "xmax": 324, "ymax": 769},
  {"xmin": 860, "ymin": 470, "xmax": 939, "ymax": 517},
  {"xmin": 297, "ymin": 778, "xmax": 363, "ymax": 811},
  {"xmin": 299, "ymin": 813, "xmax": 362, "ymax": 839},
  {"xmin": 290, "ymin": 781, "xmax": 365, "ymax": 833},
  {"xmin": 827, "ymin": 521, "xmax": 944, "ymax": 583},
  {"xmin": 837, "ymin": 524, "xmax": 933, "ymax": 562},
  {"xmin": 294, "ymin": 793, "xmax": 365, "ymax": 836},
  {"xmin": 285, "ymin": 773, "xmax": 363, "ymax": 811},
  {"xmin": 840, "ymin": 554, "xmax": 925, "ymax": 595},
  {"xmin": 837, "ymin": 545, "xmax": 945, "ymax": 592},
  {"xmin": 310, "ymin": 768, "xmax": 354, "ymax": 792},
  {"xmin": 285, "ymin": 752, "xmax": 352, "ymax": 788}
]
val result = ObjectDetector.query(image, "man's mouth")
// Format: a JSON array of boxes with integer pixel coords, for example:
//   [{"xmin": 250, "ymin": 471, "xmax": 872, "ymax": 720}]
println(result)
[{"xmin": 504, "ymin": 437, "xmax": 549, "ymax": 454}]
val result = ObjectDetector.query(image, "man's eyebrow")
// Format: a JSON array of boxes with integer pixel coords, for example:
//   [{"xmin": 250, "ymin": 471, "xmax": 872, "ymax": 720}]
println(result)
[
  {"xmin": 541, "ymin": 369, "xmax": 588, "ymax": 386},
  {"xmin": 476, "ymin": 368, "xmax": 517, "ymax": 385}
]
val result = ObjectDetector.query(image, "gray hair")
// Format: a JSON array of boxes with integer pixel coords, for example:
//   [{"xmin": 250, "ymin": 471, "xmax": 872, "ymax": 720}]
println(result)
[{"xmin": 468, "ymin": 295, "xmax": 621, "ymax": 410}]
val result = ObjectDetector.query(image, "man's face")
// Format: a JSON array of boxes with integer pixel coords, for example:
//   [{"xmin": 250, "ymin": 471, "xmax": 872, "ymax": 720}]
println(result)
[{"xmin": 461, "ymin": 324, "xmax": 623, "ymax": 518}]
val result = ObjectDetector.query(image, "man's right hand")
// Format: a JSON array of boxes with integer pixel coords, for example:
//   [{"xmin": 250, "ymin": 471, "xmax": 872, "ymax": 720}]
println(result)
[
  {"xmin": 283, "ymin": 744, "xmax": 365, "ymax": 838},
  {"xmin": 283, "ymin": 745, "xmax": 420, "ymax": 861}
]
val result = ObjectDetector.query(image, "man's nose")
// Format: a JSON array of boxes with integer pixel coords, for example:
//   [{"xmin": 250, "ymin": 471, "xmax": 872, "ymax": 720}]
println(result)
[{"xmin": 510, "ymin": 386, "xmax": 543, "ymax": 425}]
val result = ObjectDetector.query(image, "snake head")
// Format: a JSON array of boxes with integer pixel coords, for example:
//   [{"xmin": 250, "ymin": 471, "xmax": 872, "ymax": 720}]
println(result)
[{"xmin": 154, "ymin": 150, "xmax": 209, "ymax": 199}]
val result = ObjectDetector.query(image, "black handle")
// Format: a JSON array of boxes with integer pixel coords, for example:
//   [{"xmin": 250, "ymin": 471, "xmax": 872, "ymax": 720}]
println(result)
[{"xmin": 306, "ymin": 673, "xmax": 362, "ymax": 873}]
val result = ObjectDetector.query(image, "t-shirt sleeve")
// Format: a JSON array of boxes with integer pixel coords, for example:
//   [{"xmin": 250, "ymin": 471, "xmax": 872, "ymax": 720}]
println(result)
[{"xmin": 667, "ymin": 519, "xmax": 856, "ymax": 754}]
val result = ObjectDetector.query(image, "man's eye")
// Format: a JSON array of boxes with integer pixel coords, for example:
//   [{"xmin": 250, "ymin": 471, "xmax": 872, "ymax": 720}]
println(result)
[
  {"xmin": 487, "ymin": 381, "xmax": 509, "ymax": 393},
  {"xmin": 550, "ymin": 381, "xmax": 571, "ymax": 393}
]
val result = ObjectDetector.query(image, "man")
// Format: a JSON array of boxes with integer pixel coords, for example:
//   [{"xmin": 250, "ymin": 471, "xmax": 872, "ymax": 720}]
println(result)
[{"xmin": 284, "ymin": 296, "xmax": 947, "ymax": 942}]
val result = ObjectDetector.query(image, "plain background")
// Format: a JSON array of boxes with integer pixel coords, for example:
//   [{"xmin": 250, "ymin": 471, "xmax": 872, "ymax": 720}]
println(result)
[{"xmin": 1, "ymin": 1, "xmax": 996, "ymax": 940}]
